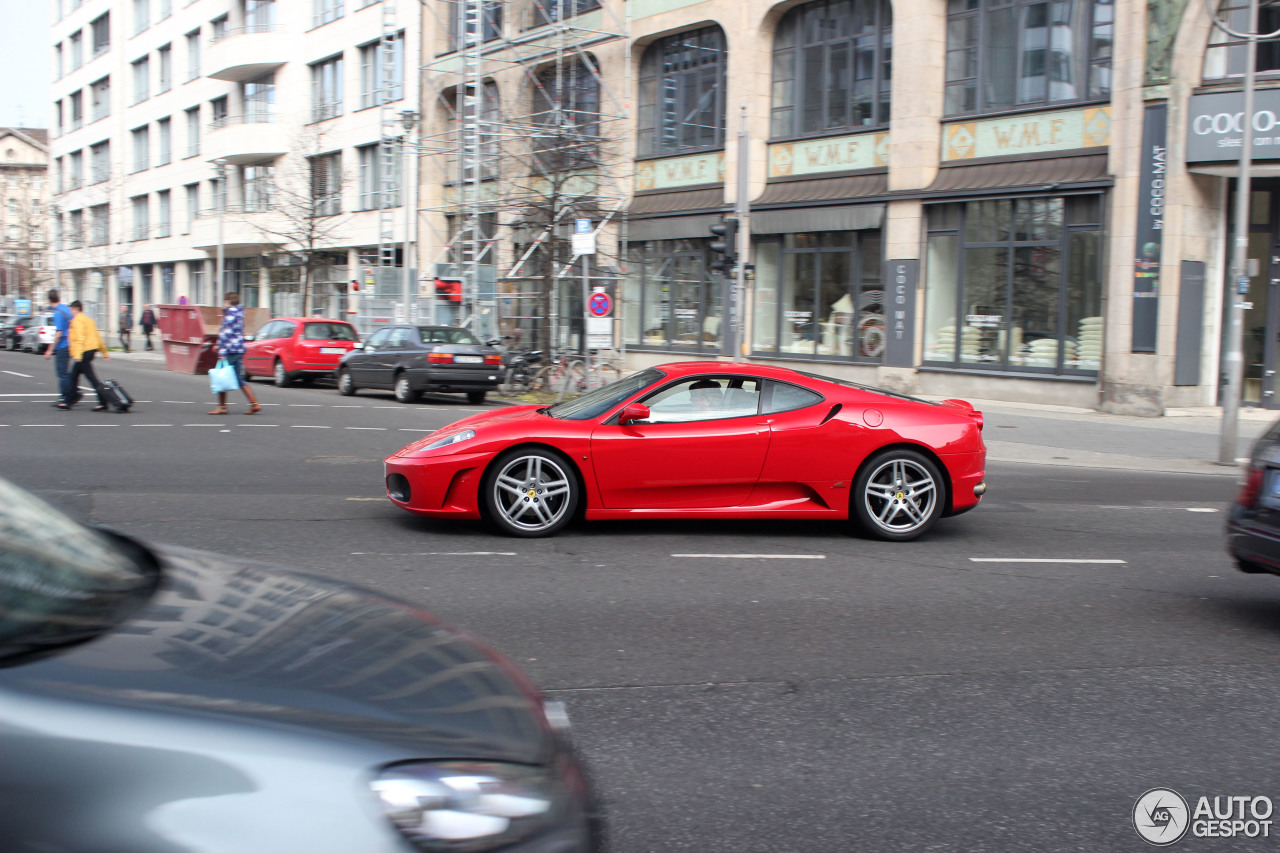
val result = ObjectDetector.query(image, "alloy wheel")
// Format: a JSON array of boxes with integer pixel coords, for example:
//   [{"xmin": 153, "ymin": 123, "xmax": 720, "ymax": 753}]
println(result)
[
  {"xmin": 489, "ymin": 452, "xmax": 576, "ymax": 536},
  {"xmin": 860, "ymin": 455, "xmax": 939, "ymax": 538}
]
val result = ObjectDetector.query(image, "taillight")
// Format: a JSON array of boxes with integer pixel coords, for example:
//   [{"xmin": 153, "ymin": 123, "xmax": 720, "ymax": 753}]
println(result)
[
  {"xmin": 15, "ymin": 325, "xmax": 23, "ymax": 334},
  {"xmin": 484, "ymin": 353, "xmax": 502, "ymax": 365},
  {"xmin": 1238, "ymin": 467, "xmax": 1265, "ymax": 508},
  {"xmin": 427, "ymin": 352, "xmax": 453, "ymax": 364}
]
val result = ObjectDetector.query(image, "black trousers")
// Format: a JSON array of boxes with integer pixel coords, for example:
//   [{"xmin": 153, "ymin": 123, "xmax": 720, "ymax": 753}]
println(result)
[{"xmin": 68, "ymin": 351, "xmax": 108, "ymax": 407}]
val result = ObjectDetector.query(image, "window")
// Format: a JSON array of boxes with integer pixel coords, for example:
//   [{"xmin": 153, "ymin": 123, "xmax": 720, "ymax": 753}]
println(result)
[
  {"xmin": 90, "ymin": 204, "xmax": 109, "ymax": 246},
  {"xmin": 443, "ymin": 0, "xmax": 502, "ymax": 50},
  {"xmin": 54, "ymin": 100, "xmax": 63, "ymax": 136},
  {"xmin": 244, "ymin": 74, "xmax": 274, "ymax": 121},
  {"xmin": 639, "ymin": 377, "xmax": 763, "ymax": 423},
  {"xmin": 132, "ymin": 125, "xmax": 150, "ymax": 172},
  {"xmin": 158, "ymin": 44, "xmax": 172, "ymax": 92},
  {"xmin": 312, "ymin": 55, "xmax": 344, "ymax": 121},
  {"xmin": 637, "ymin": 26, "xmax": 728, "ymax": 157},
  {"xmin": 69, "ymin": 30, "xmax": 83, "ymax": 70},
  {"xmin": 211, "ymin": 14, "xmax": 228, "ymax": 41},
  {"xmin": 944, "ymin": 0, "xmax": 1113, "ymax": 116},
  {"xmin": 210, "ymin": 176, "xmax": 225, "ymax": 210},
  {"xmin": 54, "ymin": 156, "xmax": 63, "ymax": 192},
  {"xmin": 922, "ymin": 196, "xmax": 1103, "ymax": 373},
  {"xmin": 210, "ymin": 95, "xmax": 228, "ymax": 128},
  {"xmin": 623, "ymin": 238, "xmax": 723, "ymax": 351},
  {"xmin": 69, "ymin": 209, "xmax": 85, "ymax": 248},
  {"xmin": 242, "ymin": 165, "xmax": 274, "ymax": 210},
  {"xmin": 186, "ymin": 29, "xmax": 201, "ymax": 81},
  {"xmin": 530, "ymin": 0, "xmax": 599, "ymax": 27},
  {"xmin": 310, "ymin": 152, "xmax": 342, "ymax": 215},
  {"xmin": 55, "ymin": 43, "xmax": 63, "ymax": 79},
  {"xmin": 90, "ymin": 140, "xmax": 109, "ymax": 183},
  {"xmin": 157, "ymin": 117, "xmax": 172, "ymax": 165},
  {"xmin": 359, "ymin": 34, "xmax": 402, "ymax": 108},
  {"xmin": 159, "ymin": 0, "xmax": 171, "ymax": 19},
  {"xmin": 246, "ymin": 0, "xmax": 275, "ymax": 32},
  {"xmin": 132, "ymin": 56, "xmax": 150, "ymax": 104},
  {"xmin": 132, "ymin": 195, "xmax": 149, "ymax": 240},
  {"xmin": 91, "ymin": 13, "xmax": 110, "ymax": 56},
  {"xmin": 1205, "ymin": 0, "xmax": 1280, "ymax": 78},
  {"xmin": 532, "ymin": 61, "xmax": 600, "ymax": 169},
  {"xmin": 770, "ymin": 0, "xmax": 892, "ymax": 139},
  {"xmin": 68, "ymin": 150, "xmax": 84, "ymax": 189},
  {"xmin": 750, "ymin": 230, "xmax": 883, "ymax": 359},
  {"xmin": 70, "ymin": 88, "xmax": 83, "ymax": 130},
  {"xmin": 185, "ymin": 183, "xmax": 199, "ymax": 231},
  {"xmin": 156, "ymin": 190, "xmax": 171, "ymax": 237},
  {"xmin": 314, "ymin": 0, "xmax": 344, "ymax": 27},
  {"xmin": 185, "ymin": 106, "xmax": 200, "ymax": 156},
  {"xmin": 91, "ymin": 76, "xmax": 110, "ymax": 121},
  {"xmin": 134, "ymin": 0, "xmax": 150, "ymax": 34},
  {"xmin": 357, "ymin": 143, "xmax": 400, "ymax": 209},
  {"xmin": 440, "ymin": 81, "xmax": 499, "ymax": 180}
]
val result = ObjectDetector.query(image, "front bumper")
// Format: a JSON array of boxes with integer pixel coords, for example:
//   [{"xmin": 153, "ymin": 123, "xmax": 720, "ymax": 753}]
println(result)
[{"xmin": 384, "ymin": 449, "xmax": 489, "ymax": 518}]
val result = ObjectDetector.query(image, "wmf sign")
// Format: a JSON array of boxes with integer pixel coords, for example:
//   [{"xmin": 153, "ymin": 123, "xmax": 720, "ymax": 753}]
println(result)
[{"xmin": 1186, "ymin": 89, "xmax": 1280, "ymax": 163}]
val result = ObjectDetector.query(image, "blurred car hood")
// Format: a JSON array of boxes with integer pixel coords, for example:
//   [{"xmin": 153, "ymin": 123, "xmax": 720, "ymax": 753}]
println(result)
[{"xmin": 0, "ymin": 544, "xmax": 553, "ymax": 765}]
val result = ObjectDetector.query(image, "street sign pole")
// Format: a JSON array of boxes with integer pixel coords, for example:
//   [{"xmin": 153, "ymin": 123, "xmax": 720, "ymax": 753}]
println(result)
[{"xmin": 733, "ymin": 105, "xmax": 749, "ymax": 362}]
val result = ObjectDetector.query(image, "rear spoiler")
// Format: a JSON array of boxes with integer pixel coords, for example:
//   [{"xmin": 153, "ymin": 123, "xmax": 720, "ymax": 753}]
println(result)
[{"xmin": 941, "ymin": 398, "xmax": 983, "ymax": 431}]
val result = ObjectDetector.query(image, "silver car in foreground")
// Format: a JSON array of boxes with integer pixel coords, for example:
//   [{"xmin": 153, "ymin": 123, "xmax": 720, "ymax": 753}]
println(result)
[{"xmin": 0, "ymin": 477, "xmax": 603, "ymax": 853}]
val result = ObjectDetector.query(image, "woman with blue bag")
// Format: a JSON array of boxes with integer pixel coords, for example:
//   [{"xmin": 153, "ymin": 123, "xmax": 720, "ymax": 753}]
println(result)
[{"xmin": 208, "ymin": 292, "xmax": 261, "ymax": 415}]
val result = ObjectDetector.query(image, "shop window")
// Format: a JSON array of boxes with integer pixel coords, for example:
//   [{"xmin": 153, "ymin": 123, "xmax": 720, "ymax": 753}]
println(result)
[
  {"xmin": 922, "ymin": 196, "xmax": 1103, "ymax": 374},
  {"xmin": 1204, "ymin": 0, "xmax": 1280, "ymax": 79},
  {"xmin": 751, "ymin": 230, "xmax": 883, "ymax": 360},
  {"xmin": 944, "ymin": 0, "xmax": 1112, "ymax": 116},
  {"xmin": 770, "ymin": 0, "xmax": 892, "ymax": 139},
  {"xmin": 637, "ymin": 26, "xmax": 727, "ymax": 157},
  {"xmin": 624, "ymin": 239, "xmax": 723, "ymax": 351}
]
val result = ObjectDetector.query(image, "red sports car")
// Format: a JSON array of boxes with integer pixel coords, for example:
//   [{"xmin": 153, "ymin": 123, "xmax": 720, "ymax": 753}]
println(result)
[
  {"xmin": 242, "ymin": 317, "xmax": 361, "ymax": 386},
  {"xmin": 384, "ymin": 362, "xmax": 986, "ymax": 540}
]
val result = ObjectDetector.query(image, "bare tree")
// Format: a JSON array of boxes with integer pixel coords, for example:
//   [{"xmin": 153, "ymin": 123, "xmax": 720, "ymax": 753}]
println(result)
[{"xmin": 0, "ymin": 167, "xmax": 50, "ymax": 302}]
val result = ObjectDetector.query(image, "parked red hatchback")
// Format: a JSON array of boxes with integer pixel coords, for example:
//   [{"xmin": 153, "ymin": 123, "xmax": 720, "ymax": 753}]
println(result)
[{"xmin": 243, "ymin": 317, "xmax": 360, "ymax": 386}]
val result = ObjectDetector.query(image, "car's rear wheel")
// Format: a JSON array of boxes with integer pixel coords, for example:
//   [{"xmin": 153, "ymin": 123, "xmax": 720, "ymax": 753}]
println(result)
[
  {"xmin": 273, "ymin": 360, "xmax": 291, "ymax": 387},
  {"xmin": 337, "ymin": 368, "xmax": 357, "ymax": 396},
  {"xmin": 394, "ymin": 373, "xmax": 419, "ymax": 403},
  {"xmin": 467, "ymin": 391, "xmax": 486, "ymax": 405},
  {"xmin": 852, "ymin": 449, "xmax": 945, "ymax": 541},
  {"xmin": 484, "ymin": 448, "xmax": 578, "ymax": 537}
]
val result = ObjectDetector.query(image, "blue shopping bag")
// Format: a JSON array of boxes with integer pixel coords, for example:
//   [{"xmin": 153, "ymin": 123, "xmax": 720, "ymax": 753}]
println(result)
[{"xmin": 209, "ymin": 358, "xmax": 240, "ymax": 394}]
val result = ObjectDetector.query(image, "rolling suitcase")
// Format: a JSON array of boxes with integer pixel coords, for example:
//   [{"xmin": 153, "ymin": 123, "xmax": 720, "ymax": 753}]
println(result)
[{"xmin": 100, "ymin": 378, "xmax": 133, "ymax": 413}]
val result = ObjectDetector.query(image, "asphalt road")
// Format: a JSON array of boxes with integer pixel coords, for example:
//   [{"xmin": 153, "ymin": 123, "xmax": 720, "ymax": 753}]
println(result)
[{"xmin": 2, "ymin": 350, "xmax": 1278, "ymax": 852}]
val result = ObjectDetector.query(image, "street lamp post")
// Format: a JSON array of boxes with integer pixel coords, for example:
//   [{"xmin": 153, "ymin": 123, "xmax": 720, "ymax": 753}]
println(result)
[
  {"xmin": 214, "ymin": 158, "xmax": 227, "ymax": 301},
  {"xmin": 49, "ymin": 202, "xmax": 61, "ymax": 302},
  {"xmin": 400, "ymin": 110, "xmax": 420, "ymax": 325},
  {"xmin": 1210, "ymin": 0, "xmax": 1280, "ymax": 464}
]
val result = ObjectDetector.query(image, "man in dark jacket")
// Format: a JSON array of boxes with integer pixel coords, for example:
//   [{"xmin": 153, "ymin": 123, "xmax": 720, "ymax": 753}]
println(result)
[{"xmin": 139, "ymin": 305, "xmax": 157, "ymax": 351}]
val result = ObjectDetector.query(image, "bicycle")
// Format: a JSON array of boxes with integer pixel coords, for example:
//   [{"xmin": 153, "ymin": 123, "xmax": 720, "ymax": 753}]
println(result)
[
  {"xmin": 498, "ymin": 349, "xmax": 544, "ymax": 394},
  {"xmin": 535, "ymin": 352, "xmax": 622, "ymax": 401}
]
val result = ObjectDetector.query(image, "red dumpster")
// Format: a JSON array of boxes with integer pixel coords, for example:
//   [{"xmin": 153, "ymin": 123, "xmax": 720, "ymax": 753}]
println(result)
[{"xmin": 157, "ymin": 304, "xmax": 269, "ymax": 374}]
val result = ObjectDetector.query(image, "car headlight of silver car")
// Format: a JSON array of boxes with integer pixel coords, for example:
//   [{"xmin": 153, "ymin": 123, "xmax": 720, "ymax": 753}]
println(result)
[
  {"xmin": 371, "ymin": 761, "xmax": 558, "ymax": 851},
  {"xmin": 420, "ymin": 429, "xmax": 475, "ymax": 452}
]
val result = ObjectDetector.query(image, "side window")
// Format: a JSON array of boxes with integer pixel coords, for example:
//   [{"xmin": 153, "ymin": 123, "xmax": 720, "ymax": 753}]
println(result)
[
  {"xmin": 389, "ymin": 327, "xmax": 413, "ymax": 348},
  {"xmin": 277, "ymin": 322, "xmax": 297, "ymax": 339},
  {"xmin": 763, "ymin": 380, "xmax": 823, "ymax": 414},
  {"xmin": 366, "ymin": 328, "xmax": 392, "ymax": 348},
  {"xmin": 641, "ymin": 377, "xmax": 761, "ymax": 423},
  {"xmin": 259, "ymin": 321, "xmax": 282, "ymax": 339}
]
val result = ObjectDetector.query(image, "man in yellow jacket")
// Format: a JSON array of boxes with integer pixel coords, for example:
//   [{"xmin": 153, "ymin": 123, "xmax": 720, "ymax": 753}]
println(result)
[{"xmin": 60, "ymin": 300, "xmax": 111, "ymax": 411}]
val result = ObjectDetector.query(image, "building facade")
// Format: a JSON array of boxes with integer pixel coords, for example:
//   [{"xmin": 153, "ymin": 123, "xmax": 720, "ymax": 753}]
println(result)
[
  {"xmin": 47, "ymin": 0, "xmax": 421, "ymax": 329},
  {"xmin": 0, "ymin": 128, "xmax": 50, "ymax": 306}
]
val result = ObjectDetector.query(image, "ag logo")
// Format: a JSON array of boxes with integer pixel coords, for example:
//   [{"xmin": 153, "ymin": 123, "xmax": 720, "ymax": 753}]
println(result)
[{"xmin": 1134, "ymin": 788, "xmax": 1190, "ymax": 845}]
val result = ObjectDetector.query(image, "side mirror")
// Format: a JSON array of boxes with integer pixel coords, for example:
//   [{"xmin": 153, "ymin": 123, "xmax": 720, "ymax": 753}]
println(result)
[
  {"xmin": 618, "ymin": 403, "xmax": 650, "ymax": 425},
  {"xmin": 485, "ymin": 338, "xmax": 501, "ymax": 347},
  {"xmin": 353, "ymin": 341, "xmax": 365, "ymax": 350},
  {"xmin": 243, "ymin": 335, "xmax": 255, "ymax": 342}
]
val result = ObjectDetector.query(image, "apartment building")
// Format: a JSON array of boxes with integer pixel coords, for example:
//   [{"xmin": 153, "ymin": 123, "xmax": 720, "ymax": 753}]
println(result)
[
  {"xmin": 48, "ymin": 0, "xmax": 421, "ymax": 325},
  {"xmin": 0, "ymin": 128, "xmax": 50, "ymax": 305}
]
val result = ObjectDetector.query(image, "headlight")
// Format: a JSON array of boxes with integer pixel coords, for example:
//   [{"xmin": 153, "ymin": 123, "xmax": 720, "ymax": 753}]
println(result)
[
  {"xmin": 421, "ymin": 429, "xmax": 475, "ymax": 451},
  {"xmin": 371, "ymin": 761, "xmax": 558, "ymax": 851}
]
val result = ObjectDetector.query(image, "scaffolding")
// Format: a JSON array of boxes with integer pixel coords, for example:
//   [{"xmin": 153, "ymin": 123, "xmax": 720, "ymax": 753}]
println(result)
[{"xmin": 419, "ymin": 0, "xmax": 630, "ymax": 354}]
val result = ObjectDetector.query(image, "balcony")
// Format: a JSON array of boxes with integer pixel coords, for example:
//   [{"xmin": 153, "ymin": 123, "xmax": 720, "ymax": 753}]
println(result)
[
  {"xmin": 190, "ymin": 205, "xmax": 288, "ymax": 255},
  {"xmin": 204, "ymin": 115, "xmax": 289, "ymax": 165},
  {"xmin": 206, "ymin": 26, "xmax": 289, "ymax": 83}
]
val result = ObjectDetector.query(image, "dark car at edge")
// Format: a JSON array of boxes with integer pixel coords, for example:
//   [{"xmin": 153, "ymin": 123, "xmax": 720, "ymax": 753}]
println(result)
[
  {"xmin": 337, "ymin": 324, "xmax": 503, "ymax": 404},
  {"xmin": 1226, "ymin": 418, "xmax": 1280, "ymax": 575}
]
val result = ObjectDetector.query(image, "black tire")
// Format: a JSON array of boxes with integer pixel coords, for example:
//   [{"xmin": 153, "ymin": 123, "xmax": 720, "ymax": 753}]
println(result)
[
  {"xmin": 337, "ymin": 368, "xmax": 357, "ymax": 396},
  {"xmin": 467, "ymin": 391, "xmax": 487, "ymax": 405},
  {"xmin": 394, "ymin": 372, "xmax": 419, "ymax": 404},
  {"xmin": 1236, "ymin": 557, "xmax": 1267, "ymax": 574},
  {"xmin": 272, "ymin": 360, "xmax": 291, "ymax": 387},
  {"xmin": 482, "ymin": 447, "xmax": 579, "ymax": 537},
  {"xmin": 851, "ymin": 448, "xmax": 946, "ymax": 542}
]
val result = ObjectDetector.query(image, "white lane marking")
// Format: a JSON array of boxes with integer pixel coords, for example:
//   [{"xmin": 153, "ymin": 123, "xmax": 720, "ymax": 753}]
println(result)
[
  {"xmin": 969, "ymin": 558, "xmax": 1127, "ymax": 564},
  {"xmin": 672, "ymin": 553, "xmax": 827, "ymax": 560},
  {"xmin": 345, "ymin": 498, "xmax": 384, "ymax": 501},
  {"xmin": 77, "ymin": 424, "xmax": 119, "ymax": 427},
  {"xmin": 236, "ymin": 423, "xmax": 277, "ymax": 427},
  {"xmin": 1187, "ymin": 508, "xmax": 1220, "ymax": 513},
  {"xmin": 288, "ymin": 404, "xmax": 322, "ymax": 407},
  {"xmin": 350, "ymin": 551, "xmax": 518, "ymax": 556},
  {"xmin": 132, "ymin": 423, "xmax": 173, "ymax": 426},
  {"xmin": 163, "ymin": 400, "xmax": 194, "ymax": 404},
  {"xmin": 1098, "ymin": 505, "xmax": 1221, "ymax": 511},
  {"xmin": 291, "ymin": 425, "xmax": 330, "ymax": 429},
  {"xmin": 346, "ymin": 426, "xmax": 386, "ymax": 431},
  {"xmin": 183, "ymin": 423, "xmax": 224, "ymax": 427},
  {"xmin": 0, "ymin": 393, "xmax": 59, "ymax": 396},
  {"xmin": 331, "ymin": 405, "xmax": 362, "ymax": 408},
  {"xmin": 2, "ymin": 370, "xmax": 32, "ymax": 377},
  {"xmin": 20, "ymin": 424, "xmax": 64, "ymax": 426},
  {"xmin": 374, "ymin": 406, "xmax": 400, "ymax": 409}
]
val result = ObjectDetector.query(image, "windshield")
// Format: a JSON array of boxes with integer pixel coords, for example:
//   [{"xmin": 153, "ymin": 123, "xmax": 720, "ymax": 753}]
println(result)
[
  {"xmin": 546, "ymin": 368, "xmax": 665, "ymax": 421},
  {"xmin": 418, "ymin": 326, "xmax": 481, "ymax": 345},
  {"xmin": 302, "ymin": 322, "xmax": 358, "ymax": 341},
  {"xmin": 0, "ymin": 479, "xmax": 159, "ymax": 665}
]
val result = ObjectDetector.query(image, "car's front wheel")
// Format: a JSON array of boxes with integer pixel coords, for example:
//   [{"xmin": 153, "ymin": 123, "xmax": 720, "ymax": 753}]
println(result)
[
  {"xmin": 394, "ymin": 373, "xmax": 419, "ymax": 403},
  {"xmin": 484, "ymin": 448, "xmax": 579, "ymax": 537},
  {"xmin": 273, "ymin": 360, "xmax": 292, "ymax": 387},
  {"xmin": 467, "ymin": 391, "xmax": 487, "ymax": 405},
  {"xmin": 337, "ymin": 368, "xmax": 357, "ymax": 396},
  {"xmin": 852, "ymin": 449, "xmax": 945, "ymax": 541}
]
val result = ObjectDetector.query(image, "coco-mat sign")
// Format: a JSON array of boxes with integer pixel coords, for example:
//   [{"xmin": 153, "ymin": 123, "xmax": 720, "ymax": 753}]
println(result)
[{"xmin": 1187, "ymin": 89, "xmax": 1280, "ymax": 162}]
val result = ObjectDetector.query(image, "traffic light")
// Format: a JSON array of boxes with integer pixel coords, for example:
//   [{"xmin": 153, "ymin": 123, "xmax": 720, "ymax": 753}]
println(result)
[{"xmin": 708, "ymin": 217, "xmax": 738, "ymax": 274}]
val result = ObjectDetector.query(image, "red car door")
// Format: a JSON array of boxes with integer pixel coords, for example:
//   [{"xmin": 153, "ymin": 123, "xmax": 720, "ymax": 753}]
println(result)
[{"xmin": 589, "ymin": 377, "xmax": 770, "ymax": 509}]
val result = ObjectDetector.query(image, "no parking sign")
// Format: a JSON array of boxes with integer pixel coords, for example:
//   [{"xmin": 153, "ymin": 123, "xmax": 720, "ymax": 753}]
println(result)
[{"xmin": 588, "ymin": 289, "xmax": 612, "ymax": 318}]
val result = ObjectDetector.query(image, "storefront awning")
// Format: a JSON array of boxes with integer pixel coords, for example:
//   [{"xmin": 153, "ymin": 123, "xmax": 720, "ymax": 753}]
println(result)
[
  {"xmin": 752, "ymin": 203, "xmax": 884, "ymax": 233},
  {"xmin": 922, "ymin": 153, "xmax": 1111, "ymax": 196},
  {"xmin": 753, "ymin": 171, "xmax": 888, "ymax": 207},
  {"xmin": 627, "ymin": 187, "xmax": 727, "ymax": 241}
]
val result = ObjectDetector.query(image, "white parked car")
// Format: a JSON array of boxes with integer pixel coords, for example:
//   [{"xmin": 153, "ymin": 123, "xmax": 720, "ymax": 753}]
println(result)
[{"xmin": 19, "ymin": 314, "xmax": 56, "ymax": 354}]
